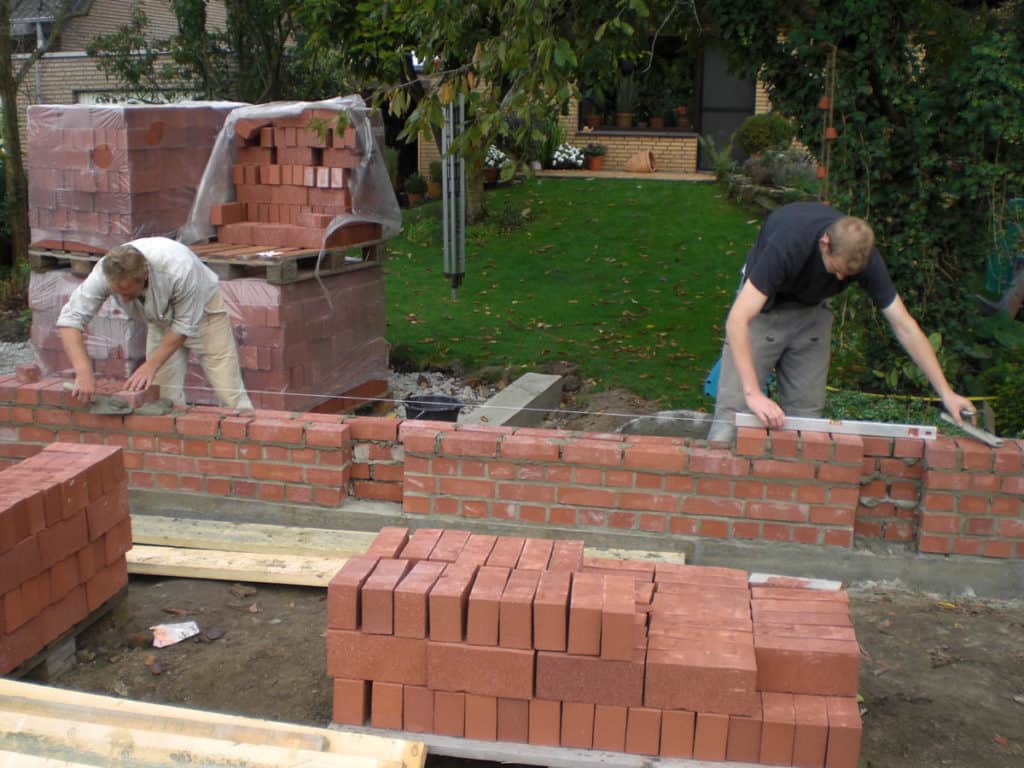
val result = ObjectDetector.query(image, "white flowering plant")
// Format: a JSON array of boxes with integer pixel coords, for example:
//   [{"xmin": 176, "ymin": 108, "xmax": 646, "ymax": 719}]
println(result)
[
  {"xmin": 550, "ymin": 142, "xmax": 584, "ymax": 169},
  {"xmin": 485, "ymin": 145, "xmax": 510, "ymax": 169}
]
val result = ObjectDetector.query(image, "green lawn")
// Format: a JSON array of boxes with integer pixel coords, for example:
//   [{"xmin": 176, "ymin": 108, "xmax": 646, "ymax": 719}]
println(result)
[{"xmin": 384, "ymin": 177, "xmax": 761, "ymax": 409}]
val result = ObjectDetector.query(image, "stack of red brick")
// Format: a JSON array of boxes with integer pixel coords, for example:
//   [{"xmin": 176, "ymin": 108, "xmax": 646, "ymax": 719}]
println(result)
[
  {"xmin": 211, "ymin": 109, "xmax": 382, "ymax": 250},
  {"xmin": 27, "ymin": 104, "xmax": 236, "ymax": 253},
  {"xmin": 0, "ymin": 443, "xmax": 131, "ymax": 674},
  {"xmin": 327, "ymin": 526, "xmax": 863, "ymax": 766}
]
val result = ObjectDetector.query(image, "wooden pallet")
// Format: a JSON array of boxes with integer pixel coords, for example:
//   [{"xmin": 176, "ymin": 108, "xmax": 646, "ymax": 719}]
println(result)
[
  {"xmin": 9, "ymin": 587, "xmax": 124, "ymax": 682},
  {"xmin": 28, "ymin": 240, "xmax": 387, "ymax": 285},
  {"xmin": 0, "ymin": 679, "xmax": 425, "ymax": 768}
]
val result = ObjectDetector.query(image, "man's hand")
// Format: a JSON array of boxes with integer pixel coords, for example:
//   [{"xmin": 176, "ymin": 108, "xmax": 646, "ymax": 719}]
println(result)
[
  {"xmin": 745, "ymin": 391, "xmax": 786, "ymax": 429},
  {"xmin": 942, "ymin": 393, "xmax": 976, "ymax": 426},
  {"xmin": 125, "ymin": 361, "xmax": 158, "ymax": 392},
  {"xmin": 73, "ymin": 369, "xmax": 97, "ymax": 403}
]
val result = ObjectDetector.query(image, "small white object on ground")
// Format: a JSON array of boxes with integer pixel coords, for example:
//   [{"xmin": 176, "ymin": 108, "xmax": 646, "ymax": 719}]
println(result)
[{"xmin": 150, "ymin": 621, "xmax": 201, "ymax": 648}]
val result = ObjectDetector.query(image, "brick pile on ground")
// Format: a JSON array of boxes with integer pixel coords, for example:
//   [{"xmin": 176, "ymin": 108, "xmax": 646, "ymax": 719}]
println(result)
[
  {"xmin": 27, "ymin": 104, "xmax": 236, "ymax": 253},
  {"xmin": 211, "ymin": 109, "xmax": 382, "ymax": 250},
  {"xmin": 0, "ymin": 443, "xmax": 131, "ymax": 674},
  {"xmin": 326, "ymin": 527, "xmax": 863, "ymax": 766}
]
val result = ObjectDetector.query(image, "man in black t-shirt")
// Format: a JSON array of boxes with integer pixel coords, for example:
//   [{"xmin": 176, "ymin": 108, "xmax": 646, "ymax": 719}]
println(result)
[{"xmin": 707, "ymin": 202, "xmax": 974, "ymax": 442}]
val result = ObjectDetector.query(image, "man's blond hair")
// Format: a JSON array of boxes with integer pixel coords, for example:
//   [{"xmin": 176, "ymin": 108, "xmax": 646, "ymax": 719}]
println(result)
[
  {"xmin": 101, "ymin": 244, "xmax": 148, "ymax": 283},
  {"xmin": 826, "ymin": 216, "xmax": 875, "ymax": 275}
]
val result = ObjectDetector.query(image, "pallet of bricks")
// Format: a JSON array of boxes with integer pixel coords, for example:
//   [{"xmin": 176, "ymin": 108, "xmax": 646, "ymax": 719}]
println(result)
[
  {"xmin": 327, "ymin": 527, "xmax": 863, "ymax": 767},
  {"xmin": 1, "ymin": 444, "xmax": 131, "ymax": 675}
]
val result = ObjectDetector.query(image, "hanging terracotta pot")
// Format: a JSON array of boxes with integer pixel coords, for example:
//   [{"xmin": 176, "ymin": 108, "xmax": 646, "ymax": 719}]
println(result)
[
  {"xmin": 816, "ymin": 165, "xmax": 828, "ymax": 179},
  {"xmin": 824, "ymin": 126, "xmax": 839, "ymax": 140},
  {"xmin": 817, "ymin": 95, "xmax": 831, "ymax": 110}
]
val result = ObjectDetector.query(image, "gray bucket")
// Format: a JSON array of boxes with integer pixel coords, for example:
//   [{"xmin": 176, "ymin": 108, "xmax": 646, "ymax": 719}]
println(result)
[{"xmin": 404, "ymin": 394, "xmax": 463, "ymax": 422}]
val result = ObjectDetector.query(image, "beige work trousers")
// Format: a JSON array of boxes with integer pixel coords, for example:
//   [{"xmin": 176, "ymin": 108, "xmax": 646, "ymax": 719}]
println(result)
[{"xmin": 146, "ymin": 293, "xmax": 253, "ymax": 410}]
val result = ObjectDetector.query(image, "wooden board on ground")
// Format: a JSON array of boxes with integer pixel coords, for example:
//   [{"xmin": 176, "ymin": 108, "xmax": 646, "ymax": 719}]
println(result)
[
  {"xmin": 28, "ymin": 242, "xmax": 386, "ymax": 286},
  {"xmin": 131, "ymin": 515, "xmax": 376, "ymax": 556},
  {"xmin": 126, "ymin": 545, "xmax": 347, "ymax": 587},
  {"xmin": 0, "ymin": 679, "xmax": 424, "ymax": 768},
  {"xmin": 331, "ymin": 723, "xmax": 756, "ymax": 768},
  {"xmin": 584, "ymin": 545, "xmax": 686, "ymax": 565}
]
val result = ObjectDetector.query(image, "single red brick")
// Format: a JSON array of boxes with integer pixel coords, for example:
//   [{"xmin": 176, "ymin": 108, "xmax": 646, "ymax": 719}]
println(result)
[
  {"xmin": 591, "ymin": 704, "xmax": 628, "ymax": 752},
  {"xmin": 625, "ymin": 707, "xmax": 662, "ymax": 756},
  {"xmin": 429, "ymin": 529, "xmax": 472, "ymax": 562},
  {"xmin": 371, "ymin": 681, "xmax": 403, "ymax": 729},
  {"xmin": 727, "ymin": 707, "xmax": 764, "ymax": 763},
  {"xmin": 754, "ymin": 635, "xmax": 860, "ymax": 696},
  {"xmin": 660, "ymin": 709, "xmax": 696, "ymax": 757},
  {"xmin": 753, "ymin": 607, "xmax": 852, "ymax": 628},
  {"xmin": 499, "ymin": 568, "xmax": 540, "ymax": 649},
  {"xmin": 394, "ymin": 560, "xmax": 445, "ymax": 638},
  {"xmin": 693, "ymin": 712, "xmax": 730, "ymax": 761},
  {"xmin": 429, "ymin": 565, "xmax": 477, "ymax": 642},
  {"xmin": 561, "ymin": 701, "xmax": 595, "ymax": 749},
  {"xmin": 465, "ymin": 694, "xmax": 497, "ymax": 741},
  {"xmin": 402, "ymin": 685, "xmax": 434, "ymax": 733},
  {"xmin": 536, "ymin": 645, "xmax": 645, "ymax": 707},
  {"xmin": 41, "ymin": 583, "xmax": 87, "ymax": 648},
  {"xmin": 655, "ymin": 562, "xmax": 749, "ymax": 588},
  {"xmin": 434, "ymin": 691, "xmax": 465, "ymax": 737},
  {"xmin": 467, "ymin": 565, "xmax": 511, "ymax": 646},
  {"xmin": 401, "ymin": 528, "xmax": 443, "ymax": 562},
  {"xmin": 567, "ymin": 571, "xmax": 603, "ymax": 656},
  {"xmin": 325, "ymin": 629, "xmax": 426, "ymax": 685},
  {"xmin": 825, "ymin": 696, "xmax": 862, "ymax": 768},
  {"xmin": 497, "ymin": 698, "xmax": 530, "ymax": 743},
  {"xmin": 644, "ymin": 643, "xmax": 759, "ymax": 716},
  {"xmin": 793, "ymin": 694, "xmax": 829, "ymax": 767},
  {"xmin": 85, "ymin": 557, "xmax": 127, "ymax": 611},
  {"xmin": 648, "ymin": 605, "xmax": 753, "ymax": 634},
  {"xmin": 454, "ymin": 533, "xmax": 498, "ymax": 568},
  {"xmin": 548, "ymin": 539, "xmax": 585, "ymax": 572},
  {"xmin": 528, "ymin": 699, "xmax": 561, "ymax": 746},
  {"xmin": 534, "ymin": 569, "xmax": 571, "ymax": 651},
  {"xmin": 326, "ymin": 556, "xmax": 378, "ymax": 630},
  {"xmin": 761, "ymin": 691, "xmax": 796, "ymax": 765},
  {"xmin": 601, "ymin": 573, "xmax": 636, "ymax": 661},
  {"xmin": 426, "ymin": 641, "xmax": 534, "ymax": 699},
  {"xmin": 360, "ymin": 558, "xmax": 412, "ymax": 635},
  {"xmin": 332, "ymin": 678, "xmax": 369, "ymax": 725},
  {"xmin": 49, "ymin": 554, "xmax": 80, "ymax": 602},
  {"xmin": 365, "ymin": 526, "xmax": 409, "ymax": 558},
  {"xmin": 516, "ymin": 537, "xmax": 553, "ymax": 570}
]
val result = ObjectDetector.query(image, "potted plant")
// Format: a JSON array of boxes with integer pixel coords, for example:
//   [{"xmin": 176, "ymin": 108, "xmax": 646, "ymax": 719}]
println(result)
[
  {"xmin": 428, "ymin": 160, "xmax": 442, "ymax": 198},
  {"xmin": 583, "ymin": 143, "xmax": 607, "ymax": 171},
  {"xmin": 404, "ymin": 172, "xmax": 426, "ymax": 206},
  {"xmin": 484, "ymin": 144, "xmax": 508, "ymax": 184},
  {"xmin": 615, "ymin": 76, "xmax": 638, "ymax": 129}
]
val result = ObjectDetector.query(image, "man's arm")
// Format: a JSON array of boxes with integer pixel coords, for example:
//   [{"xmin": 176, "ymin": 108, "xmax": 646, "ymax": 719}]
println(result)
[
  {"xmin": 881, "ymin": 296, "xmax": 974, "ymax": 424},
  {"xmin": 124, "ymin": 330, "xmax": 187, "ymax": 391},
  {"xmin": 724, "ymin": 281, "xmax": 785, "ymax": 427},
  {"xmin": 59, "ymin": 327, "xmax": 97, "ymax": 403}
]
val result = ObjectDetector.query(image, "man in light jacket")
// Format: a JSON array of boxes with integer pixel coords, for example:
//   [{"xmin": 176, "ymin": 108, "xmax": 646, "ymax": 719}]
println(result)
[{"xmin": 57, "ymin": 237, "xmax": 253, "ymax": 410}]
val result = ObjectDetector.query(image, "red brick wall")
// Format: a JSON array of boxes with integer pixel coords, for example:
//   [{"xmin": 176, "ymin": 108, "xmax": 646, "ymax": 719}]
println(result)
[{"xmin": 1, "ymin": 376, "xmax": 1021, "ymax": 559}]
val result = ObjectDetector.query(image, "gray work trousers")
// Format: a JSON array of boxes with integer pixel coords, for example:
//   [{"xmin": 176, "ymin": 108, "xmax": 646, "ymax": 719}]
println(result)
[{"xmin": 708, "ymin": 301, "xmax": 833, "ymax": 442}]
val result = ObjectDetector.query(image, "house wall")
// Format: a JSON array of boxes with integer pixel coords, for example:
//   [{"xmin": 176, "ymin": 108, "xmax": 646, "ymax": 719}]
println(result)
[
  {"xmin": 416, "ymin": 80, "xmax": 772, "ymax": 176},
  {"xmin": 1, "ymin": 375, "xmax": 1021, "ymax": 560}
]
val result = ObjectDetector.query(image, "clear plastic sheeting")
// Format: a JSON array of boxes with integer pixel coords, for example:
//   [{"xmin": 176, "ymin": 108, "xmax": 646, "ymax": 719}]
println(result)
[
  {"xmin": 184, "ymin": 268, "xmax": 390, "ymax": 411},
  {"xmin": 26, "ymin": 102, "xmax": 242, "ymax": 253},
  {"xmin": 28, "ymin": 270, "xmax": 146, "ymax": 378},
  {"xmin": 179, "ymin": 95, "xmax": 401, "ymax": 251}
]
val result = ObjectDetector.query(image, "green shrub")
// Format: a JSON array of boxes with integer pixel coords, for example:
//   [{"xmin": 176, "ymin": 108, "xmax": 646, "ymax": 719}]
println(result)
[
  {"xmin": 429, "ymin": 160, "xmax": 443, "ymax": 183},
  {"xmin": 404, "ymin": 173, "xmax": 427, "ymax": 194},
  {"xmin": 735, "ymin": 113, "xmax": 794, "ymax": 156}
]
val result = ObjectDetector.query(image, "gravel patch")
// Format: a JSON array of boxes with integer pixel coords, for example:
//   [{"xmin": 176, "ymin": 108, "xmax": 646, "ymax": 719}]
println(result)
[{"xmin": 0, "ymin": 341, "xmax": 36, "ymax": 376}]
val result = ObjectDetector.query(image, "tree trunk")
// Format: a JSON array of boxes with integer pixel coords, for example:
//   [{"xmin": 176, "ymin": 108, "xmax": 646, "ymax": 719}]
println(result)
[
  {"xmin": 0, "ymin": 2, "xmax": 29, "ymax": 269},
  {"xmin": 466, "ymin": 165, "xmax": 486, "ymax": 224}
]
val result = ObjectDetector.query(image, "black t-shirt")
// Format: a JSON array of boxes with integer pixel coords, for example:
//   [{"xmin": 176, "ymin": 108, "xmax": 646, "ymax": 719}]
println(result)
[{"xmin": 743, "ymin": 202, "xmax": 897, "ymax": 312}]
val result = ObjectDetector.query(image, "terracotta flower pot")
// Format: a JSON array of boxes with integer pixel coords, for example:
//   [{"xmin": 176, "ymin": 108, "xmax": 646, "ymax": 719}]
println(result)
[
  {"xmin": 625, "ymin": 150, "xmax": 656, "ymax": 173},
  {"xmin": 815, "ymin": 165, "xmax": 828, "ymax": 179},
  {"xmin": 584, "ymin": 114, "xmax": 603, "ymax": 129},
  {"xmin": 824, "ymin": 126, "xmax": 839, "ymax": 140},
  {"xmin": 427, "ymin": 181, "xmax": 442, "ymax": 198},
  {"xmin": 585, "ymin": 155, "xmax": 605, "ymax": 171},
  {"xmin": 615, "ymin": 112, "xmax": 633, "ymax": 129},
  {"xmin": 817, "ymin": 95, "xmax": 831, "ymax": 110},
  {"xmin": 650, "ymin": 116, "xmax": 665, "ymax": 129},
  {"xmin": 483, "ymin": 168, "xmax": 499, "ymax": 185},
  {"xmin": 407, "ymin": 192, "xmax": 423, "ymax": 206}
]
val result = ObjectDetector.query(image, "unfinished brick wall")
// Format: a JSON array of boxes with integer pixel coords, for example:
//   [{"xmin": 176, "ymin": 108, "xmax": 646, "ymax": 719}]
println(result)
[
  {"xmin": 0, "ymin": 443, "xmax": 130, "ymax": 675},
  {"xmin": 27, "ymin": 104, "xmax": 236, "ymax": 253},
  {"xmin": 327, "ymin": 527, "xmax": 863, "ymax": 764},
  {"xmin": 0, "ymin": 379, "xmax": 1021, "ymax": 559}
]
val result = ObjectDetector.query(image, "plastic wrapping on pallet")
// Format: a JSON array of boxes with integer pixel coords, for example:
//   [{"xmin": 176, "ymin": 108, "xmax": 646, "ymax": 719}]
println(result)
[
  {"xmin": 27, "ymin": 102, "xmax": 243, "ymax": 253},
  {"xmin": 179, "ymin": 95, "xmax": 400, "ymax": 251},
  {"xmin": 28, "ymin": 271, "xmax": 146, "ymax": 379},
  {"xmin": 28, "ymin": 266, "xmax": 388, "ymax": 412}
]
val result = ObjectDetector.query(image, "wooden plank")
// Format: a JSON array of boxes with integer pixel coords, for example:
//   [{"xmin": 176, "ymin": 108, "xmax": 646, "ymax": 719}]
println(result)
[
  {"xmin": 1, "ymin": 711, "xmax": 402, "ymax": 768},
  {"xmin": 331, "ymin": 724, "xmax": 758, "ymax": 768},
  {"xmin": 584, "ymin": 545, "xmax": 686, "ymax": 565},
  {"xmin": 126, "ymin": 545, "xmax": 347, "ymax": 587},
  {"xmin": 130, "ymin": 516, "xmax": 376, "ymax": 556},
  {"xmin": 0, "ymin": 680, "xmax": 424, "ymax": 768}
]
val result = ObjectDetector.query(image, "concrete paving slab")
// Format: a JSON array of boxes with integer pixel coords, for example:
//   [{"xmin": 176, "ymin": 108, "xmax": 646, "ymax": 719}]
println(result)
[{"xmin": 459, "ymin": 372, "xmax": 563, "ymax": 428}]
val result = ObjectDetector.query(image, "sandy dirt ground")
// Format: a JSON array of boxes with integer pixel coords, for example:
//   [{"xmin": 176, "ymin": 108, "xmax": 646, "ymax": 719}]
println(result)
[{"xmin": 45, "ymin": 576, "xmax": 1023, "ymax": 768}]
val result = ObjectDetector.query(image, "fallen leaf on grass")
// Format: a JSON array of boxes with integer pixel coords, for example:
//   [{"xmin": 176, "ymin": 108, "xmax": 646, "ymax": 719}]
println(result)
[{"xmin": 994, "ymin": 735, "xmax": 1009, "ymax": 748}]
